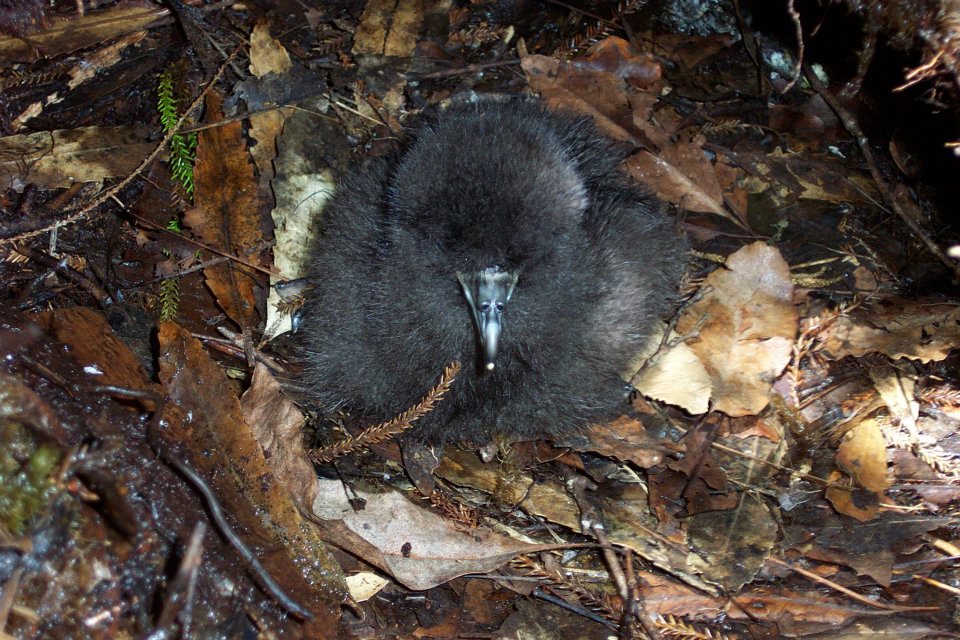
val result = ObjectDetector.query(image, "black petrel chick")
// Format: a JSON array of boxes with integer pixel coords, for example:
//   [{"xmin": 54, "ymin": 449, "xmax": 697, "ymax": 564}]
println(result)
[{"xmin": 299, "ymin": 98, "xmax": 686, "ymax": 444}]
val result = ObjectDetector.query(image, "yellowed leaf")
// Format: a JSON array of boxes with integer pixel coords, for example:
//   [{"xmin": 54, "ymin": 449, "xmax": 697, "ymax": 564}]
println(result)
[
  {"xmin": 353, "ymin": 0, "xmax": 424, "ymax": 57},
  {"xmin": 249, "ymin": 20, "xmax": 292, "ymax": 77},
  {"xmin": 634, "ymin": 338, "xmax": 712, "ymax": 414},
  {"xmin": 0, "ymin": 125, "xmax": 152, "ymax": 190},
  {"xmin": 826, "ymin": 418, "xmax": 890, "ymax": 522},
  {"xmin": 676, "ymin": 242, "xmax": 798, "ymax": 416}
]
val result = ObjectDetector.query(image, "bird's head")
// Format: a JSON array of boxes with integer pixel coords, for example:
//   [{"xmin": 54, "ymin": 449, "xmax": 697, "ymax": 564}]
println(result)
[
  {"xmin": 389, "ymin": 105, "xmax": 591, "ymax": 373},
  {"xmin": 456, "ymin": 266, "xmax": 518, "ymax": 372}
]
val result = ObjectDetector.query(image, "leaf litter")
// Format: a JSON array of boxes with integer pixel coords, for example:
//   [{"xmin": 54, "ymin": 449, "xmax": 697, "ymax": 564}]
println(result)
[{"xmin": 0, "ymin": 1, "xmax": 959, "ymax": 638}]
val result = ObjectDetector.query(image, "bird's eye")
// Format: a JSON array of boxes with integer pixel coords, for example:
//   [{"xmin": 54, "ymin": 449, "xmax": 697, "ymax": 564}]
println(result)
[
  {"xmin": 480, "ymin": 302, "xmax": 491, "ymax": 312},
  {"xmin": 495, "ymin": 302, "xmax": 504, "ymax": 311}
]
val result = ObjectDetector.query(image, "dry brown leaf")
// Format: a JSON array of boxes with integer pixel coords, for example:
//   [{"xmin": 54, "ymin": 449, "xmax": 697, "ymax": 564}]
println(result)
[
  {"xmin": 241, "ymin": 364, "xmax": 319, "ymax": 513},
  {"xmin": 686, "ymin": 496, "xmax": 778, "ymax": 590},
  {"xmin": 622, "ymin": 150, "xmax": 731, "ymax": 219},
  {"xmin": 637, "ymin": 570, "xmax": 874, "ymax": 633},
  {"xmin": 676, "ymin": 242, "xmax": 798, "ymax": 416},
  {"xmin": 825, "ymin": 418, "xmax": 890, "ymax": 522},
  {"xmin": 185, "ymin": 92, "xmax": 265, "ymax": 328},
  {"xmin": 527, "ymin": 38, "xmax": 741, "ymax": 226},
  {"xmin": 0, "ymin": 1, "xmax": 165, "ymax": 66},
  {"xmin": 308, "ymin": 480, "xmax": 541, "ymax": 591},
  {"xmin": 0, "ymin": 125, "xmax": 153, "ymax": 190},
  {"xmin": 576, "ymin": 37, "xmax": 661, "ymax": 88},
  {"xmin": 353, "ymin": 0, "xmax": 424, "ymax": 57},
  {"xmin": 633, "ymin": 335, "xmax": 712, "ymax": 414},
  {"xmin": 521, "ymin": 53, "xmax": 641, "ymax": 145},
  {"xmin": 249, "ymin": 20, "xmax": 292, "ymax": 77},
  {"xmin": 819, "ymin": 301, "xmax": 960, "ymax": 363},
  {"xmin": 582, "ymin": 415, "xmax": 665, "ymax": 468},
  {"xmin": 157, "ymin": 322, "xmax": 348, "ymax": 614}
]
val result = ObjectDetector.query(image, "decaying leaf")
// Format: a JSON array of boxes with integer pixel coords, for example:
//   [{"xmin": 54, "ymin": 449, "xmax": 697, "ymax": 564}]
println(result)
[
  {"xmin": 157, "ymin": 322, "xmax": 349, "ymax": 613},
  {"xmin": 0, "ymin": 1, "xmax": 164, "ymax": 66},
  {"xmin": 185, "ymin": 92, "xmax": 266, "ymax": 328},
  {"xmin": 869, "ymin": 364, "xmax": 919, "ymax": 442},
  {"xmin": 437, "ymin": 449, "xmax": 719, "ymax": 594},
  {"xmin": 265, "ymin": 98, "xmax": 336, "ymax": 337},
  {"xmin": 825, "ymin": 418, "xmax": 890, "ymax": 521},
  {"xmin": 676, "ymin": 242, "xmax": 798, "ymax": 416},
  {"xmin": 819, "ymin": 301, "xmax": 960, "ymax": 363},
  {"xmin": 637, "ymin": 570, "xmax": 875, "ymax": 632},
  {"xmin": 800, "ymin": 514, "xmax": 952, "ymax": 587},
  {"xmin": 0, "ymin": 125, "xmax": 153, "ymax": 191},
  {"xmin": 686, "ymin": 495, "xmax": 778, "ymax": 590},
  {"xmin": 308, "ymin": 480, "xmax": 542, "ymax": 591}
]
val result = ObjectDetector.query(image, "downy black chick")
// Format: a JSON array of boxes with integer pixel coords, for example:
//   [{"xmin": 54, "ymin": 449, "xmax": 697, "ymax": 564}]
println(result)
[{"xmin": 299, "ymin": 98, "xmax": 687, "ymax": 444}]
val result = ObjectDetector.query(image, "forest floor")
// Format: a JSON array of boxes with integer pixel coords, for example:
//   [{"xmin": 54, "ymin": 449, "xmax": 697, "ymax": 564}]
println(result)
[{"xmin": 1, "ymin": 1, "xmax": 960, "ymax": 638}]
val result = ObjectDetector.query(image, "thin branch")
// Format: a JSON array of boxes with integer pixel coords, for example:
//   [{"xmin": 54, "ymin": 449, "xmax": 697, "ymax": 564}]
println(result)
[{"xmin": 0, "ymin": 48, "xmax": 240, "ymax": 246}]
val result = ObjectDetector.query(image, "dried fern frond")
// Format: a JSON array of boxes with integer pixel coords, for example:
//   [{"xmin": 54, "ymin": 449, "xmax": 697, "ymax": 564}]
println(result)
[
  {"xmin": 511, "ymin": 555, "xmax": 620, "ymax": 622},
  {"xmin": 655, "ymin": 614, "xmax": 733, "ymax": 640},
  {"xmin": 310, "ymin": 361, "xmax": 461, "ymax": 462}
]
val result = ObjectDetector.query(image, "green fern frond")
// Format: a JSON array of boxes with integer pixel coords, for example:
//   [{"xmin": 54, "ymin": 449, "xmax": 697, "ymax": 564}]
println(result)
[
  {"xmin": 158, "ymin": 276, "xmax": 181, "ymax": 322},
  {"xmin": 157, "ymin": 66, "xmax": 198, "ymax": 199}
]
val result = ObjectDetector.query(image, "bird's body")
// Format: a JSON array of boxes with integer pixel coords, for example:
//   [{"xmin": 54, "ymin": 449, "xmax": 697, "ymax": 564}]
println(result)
[{"xmin": 299, "ymin": 98, "xmax": 686, "ymax": 443}]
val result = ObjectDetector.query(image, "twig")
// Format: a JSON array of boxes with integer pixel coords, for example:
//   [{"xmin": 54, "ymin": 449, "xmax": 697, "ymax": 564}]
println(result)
[
  {"xmin": 12, "ymin": 244, "xmax": 113, "ymax": 306},
  {"xmin": 803, "ymin": 62, "xmax": 960, "ymax": 280},
  {"xmin": 418, "ymin": 59, "xmax": 521, "ymax": 79},
  {"xmin": 0, "ymin": 568, "xmax": 23, "ymax": 637},
  {"xmin": 781, "ymin": 0, "xmax": 804, "ymax": 93},
  {"xmin": 154, "ymin": 521, "xmax": 206, "ymax": 634},
  {"xmin": 126, "ymin": 212, "xmax": 276, "ymax": 277},
  {"xmin": 0, "ymin": 48, "xmax": 239, "ymax": 247},
  {"xmin": 766, "ymin": 557, "xmax": 939, "ymax": 612},
  {"xmin": 91, "ymin": 385, "xmax": 314, "ymax": 620}
]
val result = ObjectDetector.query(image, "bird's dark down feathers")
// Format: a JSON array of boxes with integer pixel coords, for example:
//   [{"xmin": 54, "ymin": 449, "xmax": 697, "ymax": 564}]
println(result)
[{"xmin": 299, "ymin": 98, "xmax": 687, "ymax": 444}]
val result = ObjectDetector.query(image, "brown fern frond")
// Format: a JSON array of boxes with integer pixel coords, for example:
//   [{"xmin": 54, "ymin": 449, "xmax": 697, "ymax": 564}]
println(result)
[
  {"xmin": 655, "ymin": 614, "xmax": 733, "ymax": 639},
  {"xmin": 0, "ymin": 68, "xmax": 67, "ymax": 90},
  {"xmin": 310, "ymin": 361, "xmax": 461, "ymax": 462},
  {"xmin": 420, "ymin": 488, "xmax": 479, "ymax": 530},
  {"xmin": 921, "ymin": 383, "xmax": 960, "ymax": 411},
  {"xmin": 556, "ymin": 22, "xmax": 615, "ymax": 58},
  {"xmin": 511, "ymin": 555, "xmax": 620, "ymax": 621},
  {"xmin": 448, "ymin": 24, "xmax": 508, "ymax": 47}
]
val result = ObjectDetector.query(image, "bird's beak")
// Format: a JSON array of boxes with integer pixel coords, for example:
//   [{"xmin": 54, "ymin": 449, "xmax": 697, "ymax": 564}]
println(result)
[{"xmin": 457, "ymin": 268, "xmax": 518, "ymax": 372}]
